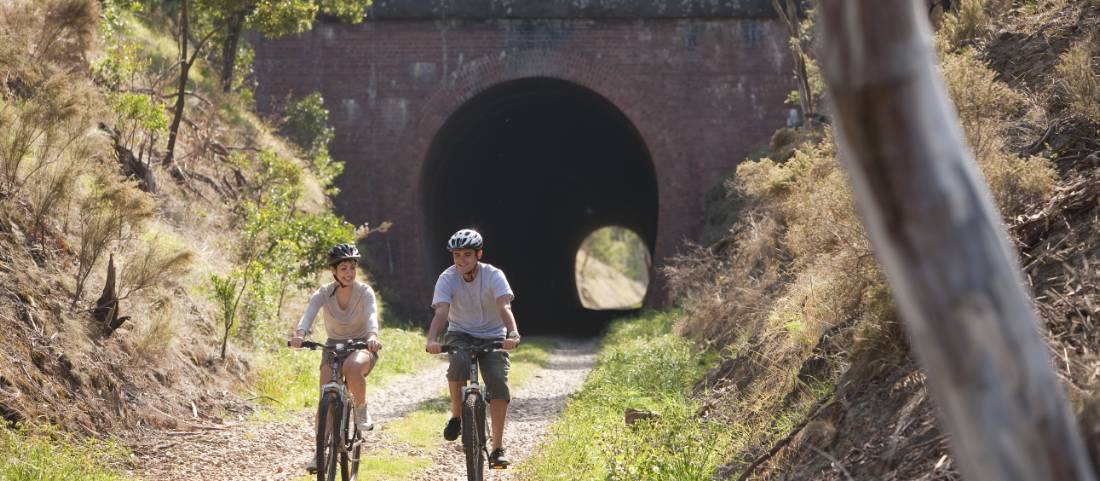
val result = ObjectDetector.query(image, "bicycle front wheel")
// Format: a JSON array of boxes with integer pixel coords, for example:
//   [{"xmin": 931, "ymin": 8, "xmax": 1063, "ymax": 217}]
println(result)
[
  {"xmin": 316, "ymin": 394, "xmax": 340, "ymax": 481},
  {"xmin": 461, "ymin": 392, "xmax": 486, "ymax": 481},
  {"xmin": 326, "ymin": 396, "xmax": 343, "ymax": 481}
]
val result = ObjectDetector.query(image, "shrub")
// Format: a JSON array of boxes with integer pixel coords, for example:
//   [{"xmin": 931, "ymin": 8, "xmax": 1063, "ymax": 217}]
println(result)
[
  {"xmin": 283, "ymin": 92, "xmax": 333, "ymax": 152},
  {"xmin": 1055, "ymin": 38, "xmax": 1100, "ymax": 123},
  {"xmin": 0, "ymin": 74, "xmax": 98, "ymax": 197},
  {"xmin": 940, "ymin": 0, "xmax": 990, "ymax": 50},
  {"xmin": 281, "ymin": 93, "xmax": 343, "ymax": 191},
  {"xmin": 130, "ymin": 296, "xmax": 180, "ymax": 358},
  {"xmin": 119, "ymin": 230, "xmax": 194, "ymax": 300},
  {"xmin": 941, "ymin": 49, "xmax": 1058, "ymax": 216},
  {"xmin": 73, "ymin": 172, "xmax": 155, "ymax": 303}
]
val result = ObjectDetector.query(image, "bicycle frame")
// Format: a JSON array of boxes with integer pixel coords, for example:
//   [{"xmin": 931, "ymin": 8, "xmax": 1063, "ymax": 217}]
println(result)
[
  {"xmin": 289, "ymin": 340, "xmax": 369, "ymax": 481},
  {"xmin": 441, "ymin": 341, "xmax": 505, "ymax": 480}
]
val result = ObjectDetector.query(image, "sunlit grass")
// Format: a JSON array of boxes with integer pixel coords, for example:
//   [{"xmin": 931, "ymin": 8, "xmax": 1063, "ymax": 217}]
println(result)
[
  {"xmin": 0, "ymin": 424, "xmax": 134, "ymax": 481},
  {"xmin": 519, "ymin": 310, "xmax": 726, "ymax": 481},
  {"xmin": 252, "ymin": 327, "xmax": 435, "ymax": 418}
]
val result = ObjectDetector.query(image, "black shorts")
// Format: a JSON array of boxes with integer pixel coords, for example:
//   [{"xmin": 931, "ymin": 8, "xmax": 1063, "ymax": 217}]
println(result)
[
  {"xmin": 320, "ymin": 337, "xmax": 378, "ymax": 368},
  {"xmin": 444, "ymin": 331, "xmax": 510, "ymax": 402}
]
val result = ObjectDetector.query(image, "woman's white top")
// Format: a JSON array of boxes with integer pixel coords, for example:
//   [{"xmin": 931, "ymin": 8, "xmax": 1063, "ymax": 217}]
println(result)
[{"xmin": 297, "ymin": 281, "xmax": 379, "ymax": 340}]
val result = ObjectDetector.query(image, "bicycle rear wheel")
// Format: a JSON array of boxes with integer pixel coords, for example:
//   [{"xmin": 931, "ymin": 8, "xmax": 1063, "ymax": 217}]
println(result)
[
  {"xmin": 461, "ymin": 392, "xmax": 486, "ymax": 481},
  {"xmin": 316, "ymin": 394, "xmax": 340, "ymax": 481},
  {"xmin": 347, "ymin": 419, "xmax": 361, "ymax": 481}
]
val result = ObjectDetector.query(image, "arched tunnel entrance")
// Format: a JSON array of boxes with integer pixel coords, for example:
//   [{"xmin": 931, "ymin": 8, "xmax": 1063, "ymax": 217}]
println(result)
[{"xmin": 420, "ymin": 78, "xmax": 658, "ymax": 336}]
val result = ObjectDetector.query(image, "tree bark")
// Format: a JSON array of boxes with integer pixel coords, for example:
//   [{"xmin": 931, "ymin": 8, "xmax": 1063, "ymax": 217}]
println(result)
[
  {"xmin": 817, "ymin": 2, "xmax": 1097, "ymax": 481},
  {"xmin": 220, "ymin": 9, "xmax": 247, "ymax": 93},
  {"xmin": 93, "ymin": 254, "xmax": 128, "ymax": 336},
  {"xmin": 770, "ymin": 0, "xmax": 818, "ymax": 129},
  {"xmin": 164, "ymin": 0, "xmax": 190, "ymax": 168}
]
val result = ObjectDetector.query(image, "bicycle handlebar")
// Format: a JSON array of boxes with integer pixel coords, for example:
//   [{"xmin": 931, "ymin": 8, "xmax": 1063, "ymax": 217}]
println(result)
[
  {"xmin": 440, "ymin": 341, "xmax": 505, "ymax": 353},
  {"xmin": 286, "ymin": 340, "xmax": 371, "ymax": 352}
]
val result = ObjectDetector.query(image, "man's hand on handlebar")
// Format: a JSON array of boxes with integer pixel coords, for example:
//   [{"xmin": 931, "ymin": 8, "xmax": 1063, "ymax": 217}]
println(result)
[
  {"xmin": 425, "ymin": 340, "xmax": 443, "ymax": 354},
  {"xmin": 502, "ymin": 338, "xmax": 519, "ymax": 350}
]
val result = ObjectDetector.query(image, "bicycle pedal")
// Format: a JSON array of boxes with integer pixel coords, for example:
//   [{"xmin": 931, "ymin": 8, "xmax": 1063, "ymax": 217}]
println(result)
[{"xmin": 489, "ymin": 463, "xmax": 508, "ymax": 470}]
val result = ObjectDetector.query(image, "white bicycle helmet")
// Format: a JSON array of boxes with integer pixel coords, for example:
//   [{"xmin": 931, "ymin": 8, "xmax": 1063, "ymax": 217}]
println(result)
[{"xmin": 447, "ymin": 229, "xmax": 484, "ymax": 251}]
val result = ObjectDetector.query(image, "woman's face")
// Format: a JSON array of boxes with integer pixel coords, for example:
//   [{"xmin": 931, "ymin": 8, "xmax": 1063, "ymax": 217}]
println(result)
[{"xmin": 332, "ymin": 260, "xmax": 357, "ymax": 285}]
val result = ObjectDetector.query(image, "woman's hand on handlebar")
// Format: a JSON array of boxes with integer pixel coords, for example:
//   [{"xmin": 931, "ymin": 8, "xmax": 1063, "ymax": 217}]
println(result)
[{"xmin": 366, "ymin": 334, "xmax": 382, "ymax": 353}]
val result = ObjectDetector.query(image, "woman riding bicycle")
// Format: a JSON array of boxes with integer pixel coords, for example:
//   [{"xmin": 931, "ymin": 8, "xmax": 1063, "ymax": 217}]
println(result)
[{"xmin": 289, "ymin": 243, "xmax": 382, "ymax": 472}]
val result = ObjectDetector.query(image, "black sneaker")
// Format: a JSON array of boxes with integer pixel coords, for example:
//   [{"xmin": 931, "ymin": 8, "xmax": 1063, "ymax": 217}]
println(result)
[
  {"xmin": 443, "ymin": 417, "xmax": 461, "ymax": 441},
  {"xmin": 489, "ymin": 447, "xmax": 510, "ymax": 468}
]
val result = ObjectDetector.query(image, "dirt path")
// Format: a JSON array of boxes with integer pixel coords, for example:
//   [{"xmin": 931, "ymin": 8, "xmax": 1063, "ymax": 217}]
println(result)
[
  {"xmin": 129, "ymin": 360, "xmax": 449, "ymax": 481},
  {"xmin": 128, "ymin": 340, "xmax": 596, "ymax": 481},
  {"xmin": 414, "ymin": 339, "xmax": 598, "ymax": 481}
]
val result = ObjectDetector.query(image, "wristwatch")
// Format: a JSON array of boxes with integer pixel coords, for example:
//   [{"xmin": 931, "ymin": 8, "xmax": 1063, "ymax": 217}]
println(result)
[{"xmin": 506, "ymin": 330, "xmax": 521, "ymax": 340}]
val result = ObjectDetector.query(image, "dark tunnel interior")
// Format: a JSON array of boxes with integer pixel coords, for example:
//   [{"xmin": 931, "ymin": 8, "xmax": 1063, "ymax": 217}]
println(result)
[{"xmin": 420, "ymin": 77, "xmax": 659, "ymax": 336}]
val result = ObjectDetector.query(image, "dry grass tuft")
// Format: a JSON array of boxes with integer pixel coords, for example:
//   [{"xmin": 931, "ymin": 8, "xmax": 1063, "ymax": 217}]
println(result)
[
  {"xmin": 1055, "ymin": 38, "xmax": 1100, "ymax": 122},
  {"xmin": 130, "ymin": 295, "xmax": 181, "ymax": 358},
  {"xmin": 941, "ymin": 49, "xmax": 1059, "ymax": 216}
]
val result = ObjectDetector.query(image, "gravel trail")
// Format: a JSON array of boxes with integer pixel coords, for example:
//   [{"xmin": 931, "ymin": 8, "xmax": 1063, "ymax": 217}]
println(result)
[
  {"xmin": 414, "ymin": 339, "xmax": 598, "ymax": 481},
  {"xmin": 130, "ymin": 359, "xmax": 449, "ymax": 481},
  {"xmin": 128, "ymin": 339, "xmax": 597, "ymax": 481}
]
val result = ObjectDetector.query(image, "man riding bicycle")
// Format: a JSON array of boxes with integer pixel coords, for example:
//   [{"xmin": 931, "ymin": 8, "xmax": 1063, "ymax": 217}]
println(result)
[
  {"xmin": 425, "ymin": 229, "xmax": 521, "ymax": 468},
  {"xmin": 289, "ymin": 243, "xmax": 382, "ymax": 472}
]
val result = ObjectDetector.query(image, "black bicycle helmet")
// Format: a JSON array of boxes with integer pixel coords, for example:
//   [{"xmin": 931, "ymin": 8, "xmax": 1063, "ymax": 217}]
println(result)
[
  {"xmin": 447, "ymin": 229, "xmax": 484, "ymax": 251},
  {"xmin": 327, "ymin": 243, "xmax": 361, "ymax": 266}
]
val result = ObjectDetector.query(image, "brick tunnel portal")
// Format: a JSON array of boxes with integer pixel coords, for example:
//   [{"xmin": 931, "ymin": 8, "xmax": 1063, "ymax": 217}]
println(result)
[{"xmin": 420, "ymin": 78, "xmax": 658, "ymax": 336}]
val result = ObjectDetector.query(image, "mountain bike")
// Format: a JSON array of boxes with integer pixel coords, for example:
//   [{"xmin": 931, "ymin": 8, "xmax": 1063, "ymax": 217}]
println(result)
[
  {"xmin": 288, "ymin": 340, "xmax": 369, "ymax": 481},
  {"xmin": 441, "ymin": 341, "xmax": 506, "ymax": 481}
]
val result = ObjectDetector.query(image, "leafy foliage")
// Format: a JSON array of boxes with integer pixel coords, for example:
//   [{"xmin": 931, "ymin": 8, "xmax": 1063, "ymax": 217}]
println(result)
[
  {"xmin": 283, "ymin": 92, "xmax": 344, "ymax": 192},
  {"xmin": 213, "ymin": 150, "xmax": 355, "ymax": 355}
]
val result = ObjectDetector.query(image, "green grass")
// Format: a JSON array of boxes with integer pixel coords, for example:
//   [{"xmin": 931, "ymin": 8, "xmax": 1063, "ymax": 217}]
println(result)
[
  {"xmin": 388, "ymin": 408, "xmax": 450, "ymax": 450},
  {"xmin": 342, "ymin": 337, "xmax": 560, "ymax": 481},
  {"xmin": 356, "ymin": 452, "xmax": 432, "ymax": 480},
  {"xmin": 518, "ymin": 310, "xmax": 725, "ymax": 481},
  {"xmin": 0, "ymin": 425, "xmax": 134, "ymax": 481},
  {"xmin": 251, "ymin": 327, "xmax": 434, "ymax": 417},
  {"xmin": 507, "ymin": 337, "xmax": 557, "ymax": 388}
]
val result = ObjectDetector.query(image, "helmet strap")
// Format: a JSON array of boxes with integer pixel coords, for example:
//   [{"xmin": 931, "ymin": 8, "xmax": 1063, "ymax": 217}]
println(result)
[
  {"xmin": 331, "ymin": 270, "xmax": 348, "ymax": 293},
  {"xmin": 462, "ymin": 262, "xmax": 480, "ymax": 282}
]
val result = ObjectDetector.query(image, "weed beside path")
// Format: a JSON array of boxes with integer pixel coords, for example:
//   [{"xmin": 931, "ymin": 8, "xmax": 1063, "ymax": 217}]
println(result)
[{"xmin": 520, "ymin": 310, "xmax": 721, "ymax": 481}]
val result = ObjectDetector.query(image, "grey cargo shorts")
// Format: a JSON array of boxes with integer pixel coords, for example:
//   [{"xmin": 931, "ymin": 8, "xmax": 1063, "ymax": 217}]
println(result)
[{"xmin": 445, "ymin": 331, "xmax": 511, "ymax": 402}]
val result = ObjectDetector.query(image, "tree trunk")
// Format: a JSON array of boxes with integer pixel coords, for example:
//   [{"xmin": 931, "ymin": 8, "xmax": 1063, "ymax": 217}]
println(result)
[
  {"xmin": 93, "ymin": 254, "xmax": 128, "ymax": 336},
  {"xmin": 771, "ymin": 0, "xmax": 817, "ymax": 128},
  {"xmin": 220, "ymin": 9, "xmax": 247, "ymax": 93},
  {"xmin": 817, "ymin": 2, "xmax": 1097, "ymax": 481},
  {"xmin": 164, "ymin": 0, "xmax": 190, "ymax": 168}
]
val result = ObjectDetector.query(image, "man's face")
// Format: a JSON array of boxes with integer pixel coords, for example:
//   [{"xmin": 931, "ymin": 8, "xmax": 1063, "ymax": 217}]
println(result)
[
  {"xmin": 332, "ymin": 260, "xmax": 357, "ymax": 285},
  {"xmin": 452, "ymin": 248, "xmax": 482, "ymax": 275}
]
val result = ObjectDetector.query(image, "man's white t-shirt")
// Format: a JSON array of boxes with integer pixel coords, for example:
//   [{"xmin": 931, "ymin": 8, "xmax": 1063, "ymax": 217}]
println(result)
[{"xmin": 431, "ymin": 262, "xmax": 514, "ymax": 338}]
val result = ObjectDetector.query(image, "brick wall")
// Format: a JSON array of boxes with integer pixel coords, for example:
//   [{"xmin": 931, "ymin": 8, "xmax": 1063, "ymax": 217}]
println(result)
[{"xmin": 252, "ymin": 16, "xmax": 794, "ymax": 320}]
